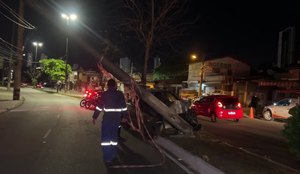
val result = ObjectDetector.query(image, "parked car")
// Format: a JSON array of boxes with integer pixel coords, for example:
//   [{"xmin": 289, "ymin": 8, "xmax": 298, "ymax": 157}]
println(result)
[
  {"xmin": 262, "ymin": 97, "xmax": 299, "ymax": 121},
  {"xmin": 35, "ymin": 83, "xmax": 43, "ymax": 88},
  {"xmin": 190, "ymin": 95, "xmax": 243, "ymax": 122},
  {"xmin": 20, "ymin": 83, "xmax": 28, "ymax": 87}
]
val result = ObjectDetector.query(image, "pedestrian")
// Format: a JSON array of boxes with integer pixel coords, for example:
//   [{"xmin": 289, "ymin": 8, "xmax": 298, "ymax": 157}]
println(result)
[
  {"xmin": 56, "ymin": 80, "xmax": 62, "ymax": 93},
  {"xmin": 249, "ymin": 94, "xmax": 260, "ymax": 117},
  {"xmin": 92, "ymin": 79, "xmax": 127, "ymax": 165}
]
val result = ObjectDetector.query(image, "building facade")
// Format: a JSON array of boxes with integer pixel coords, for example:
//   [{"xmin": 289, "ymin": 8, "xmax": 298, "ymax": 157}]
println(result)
[{"xmin": 186, "ymin": 57, "xmax": 250, "ymax": 96}]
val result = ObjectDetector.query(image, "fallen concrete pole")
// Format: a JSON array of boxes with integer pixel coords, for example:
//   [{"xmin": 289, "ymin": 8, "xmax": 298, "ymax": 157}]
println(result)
[{"xmin": 98, "ymin": 57, "xmax": 193, "ymax": 135}]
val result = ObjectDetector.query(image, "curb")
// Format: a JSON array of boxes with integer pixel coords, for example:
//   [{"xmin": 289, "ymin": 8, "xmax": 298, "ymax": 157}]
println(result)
[{"xmin": 0, "ymin": 97, "xmax": 25, "ymax": 114}]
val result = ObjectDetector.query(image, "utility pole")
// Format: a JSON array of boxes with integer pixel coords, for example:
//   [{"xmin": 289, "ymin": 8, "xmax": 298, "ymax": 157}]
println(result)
[
  {"xmin": 198, "ymin": 61, "xmax": 204, "ymax": 97},
  {"xmin": 13, "ymin": 0, "xmax": 25, "ymax": 100}
]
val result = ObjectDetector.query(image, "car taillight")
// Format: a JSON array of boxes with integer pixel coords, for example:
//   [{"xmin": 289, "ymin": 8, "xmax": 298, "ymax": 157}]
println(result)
[
  {"xmin": 236, "ymin": 102, "xmax": 241, "ymax": 108},
  {"xmin": 217, "ymin": 101, "xmax": 223, "ymax": 108}
]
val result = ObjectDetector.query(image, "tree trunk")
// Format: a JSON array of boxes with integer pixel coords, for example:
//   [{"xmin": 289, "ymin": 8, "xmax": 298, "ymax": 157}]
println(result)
[{"xmin": 142, "ymin": 41, "xmax": 151, "ymax": 85}]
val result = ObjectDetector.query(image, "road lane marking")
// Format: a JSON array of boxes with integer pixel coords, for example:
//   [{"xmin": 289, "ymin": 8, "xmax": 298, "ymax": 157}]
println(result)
[
  {"xmin": 221, "ymin": 142, "xmax": 300, "ymax": 173},
  {"xmin": 43, "ymin": 129, "xmax": 52, "ymax": 139},
  {"xmin": 10, "ymin": 109, "xmax": 49, "ymax": 112}
]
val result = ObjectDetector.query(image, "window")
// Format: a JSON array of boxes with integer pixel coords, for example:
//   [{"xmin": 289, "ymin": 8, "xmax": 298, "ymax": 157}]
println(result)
[{"xmin": 276, "ymin": 99, "xmax": 291, "ymax": 106}]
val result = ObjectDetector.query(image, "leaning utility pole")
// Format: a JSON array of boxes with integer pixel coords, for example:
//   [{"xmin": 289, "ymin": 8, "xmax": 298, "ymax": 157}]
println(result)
[
  {"xmin": 13, "ymin": 0, "xmax": 25, "ymax": 100},
  {"xmin": 99, "ymin": 56, "xmax": 194, "ymax": 135}
]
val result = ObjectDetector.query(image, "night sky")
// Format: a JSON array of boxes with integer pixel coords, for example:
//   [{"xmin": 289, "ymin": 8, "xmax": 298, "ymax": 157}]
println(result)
[{"xmin": 1, "ymin": 0, "xmax": 299, "ymax": 71}]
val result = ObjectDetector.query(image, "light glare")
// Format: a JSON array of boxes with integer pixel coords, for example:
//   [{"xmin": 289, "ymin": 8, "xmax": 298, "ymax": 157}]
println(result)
[{"xmin": 70, "ymin": 14, "xmax": 77, "ymax": 20}]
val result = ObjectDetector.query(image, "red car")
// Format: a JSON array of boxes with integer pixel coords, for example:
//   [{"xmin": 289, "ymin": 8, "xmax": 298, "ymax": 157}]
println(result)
[
  {"xmin": 190, "ymin": 95, "xmax": 243, "ymax": 122},
  {"xmin": 36, "ymin": 83, "xmax": 43, "ymax": 88}
]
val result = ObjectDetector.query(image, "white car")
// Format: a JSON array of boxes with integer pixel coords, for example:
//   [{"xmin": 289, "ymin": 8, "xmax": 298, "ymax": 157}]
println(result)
[{"xmin": 262, "ymin": 97, "xmax": 299, "ymax": 121}]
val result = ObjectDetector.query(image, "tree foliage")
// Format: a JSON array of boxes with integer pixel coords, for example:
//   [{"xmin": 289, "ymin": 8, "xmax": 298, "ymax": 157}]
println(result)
[
  {"xmin": 283, "ymin": 105, "xmax": 300, "ymax": 159},
  {"xmin": 39, "ymin": 58, "xmax": 71, "ymax": 82},
  {"xmin": 153, "ymin": 63, "xmax": 187, "ymax": 81}
]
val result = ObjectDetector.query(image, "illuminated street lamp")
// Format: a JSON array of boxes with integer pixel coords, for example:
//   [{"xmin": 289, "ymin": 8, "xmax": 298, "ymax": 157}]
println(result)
[
  {"xmin": 191, "ymin": 54, "xmax": 197, "ymax": 60},
  {"xmin": 32, "ymin": 42, "xmax": 43, "ymax": 61},
  {"xmin": 61, "ymin": 13, "xmax": 77, "ymax": 92}
]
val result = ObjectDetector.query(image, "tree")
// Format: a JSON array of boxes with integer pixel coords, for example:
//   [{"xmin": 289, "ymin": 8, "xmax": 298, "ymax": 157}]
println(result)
[
  {"xmin": 153, "ymin": 63, "xmax": 187, "ymax": 81},
  {"xmin": 119, "ymin": 0, "xmax": 188, "ymax": 85},
  {"xmin": 283, "ymin": 105, "xmax": 300, "ymax": 159},
  {"xmin": 25, "ymin": 66, "xmax": 41, "ymax": 86},
  {"xmin": 39, "ymin": 58, "xmax": 71, "ymax": 82}
]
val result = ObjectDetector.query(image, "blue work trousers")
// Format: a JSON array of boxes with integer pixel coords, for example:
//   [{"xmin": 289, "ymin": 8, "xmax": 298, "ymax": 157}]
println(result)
[{"xmin": 101, "ymin": 113, "xmax": 121, "ymax": 162}]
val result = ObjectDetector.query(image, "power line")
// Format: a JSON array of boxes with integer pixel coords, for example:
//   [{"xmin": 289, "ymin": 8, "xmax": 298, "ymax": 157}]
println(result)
[
  {"xmin": 0, "ymin": 0, "xmax": 35, "ymax": 29},
  {"xmin": 0, "ymin": 37, "xmax": 22, "ymax": 51}
]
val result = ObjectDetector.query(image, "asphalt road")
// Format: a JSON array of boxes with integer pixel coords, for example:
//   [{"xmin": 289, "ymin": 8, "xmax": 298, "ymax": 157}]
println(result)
[
  {"xmin": 197, "ymin": 115, "xmax": 300, "ymax": 171},
  {"xmin": 0, "ymin": 88, "xmax": 194, "ymax": 174}
]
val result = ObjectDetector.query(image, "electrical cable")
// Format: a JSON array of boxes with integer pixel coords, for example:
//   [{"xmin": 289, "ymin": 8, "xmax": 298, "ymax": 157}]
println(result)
[
  {"xmin": 0, "ymin": 0, "xmax": 35, "ymax": 29},
  {"xmin": 0, "ymin": 37, "xmax": 22, "ymax": 51}
]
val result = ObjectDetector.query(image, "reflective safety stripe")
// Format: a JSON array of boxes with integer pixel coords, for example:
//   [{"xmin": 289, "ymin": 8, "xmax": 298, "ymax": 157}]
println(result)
[
  {"xmin": 101, "ymin": 141, "xmax": 118, "ymax": 146},
  {"xmin": 96, "ymin": 107, "xmax": 127, "ymax": 112},
  {"xmin": 96, "ymin": 106, "xmax": 102, "ymax": 111},
  {"xmin": 103, "ymin": 107, "xmax": 127, "ymax": 112}
]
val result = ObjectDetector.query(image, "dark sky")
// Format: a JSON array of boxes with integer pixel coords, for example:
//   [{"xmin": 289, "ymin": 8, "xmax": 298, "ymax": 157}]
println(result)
[{"xmin": 0, "ymin": 0, "xmax": 299, "ymax": 70}]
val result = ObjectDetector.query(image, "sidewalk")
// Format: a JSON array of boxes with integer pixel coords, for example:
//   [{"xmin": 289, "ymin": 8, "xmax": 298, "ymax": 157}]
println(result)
[
  {"xmin": 0, "ymin": 87, "xmax": 25, "ymax": 114},
  {"xmin": 0, "ymin": 87, "xmax": 84, "ymax": 114}
]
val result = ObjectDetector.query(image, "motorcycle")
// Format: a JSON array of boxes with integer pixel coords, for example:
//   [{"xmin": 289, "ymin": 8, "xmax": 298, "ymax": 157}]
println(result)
[{"xmin": 80, "ymin": 90, "xmax": 102, "ymax": 110}]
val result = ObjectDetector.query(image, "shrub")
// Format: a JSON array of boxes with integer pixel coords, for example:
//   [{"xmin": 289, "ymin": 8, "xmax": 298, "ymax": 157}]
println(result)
[{"xmin": 282, "ymin": 105, "xmax": 300, "ymax": 159}]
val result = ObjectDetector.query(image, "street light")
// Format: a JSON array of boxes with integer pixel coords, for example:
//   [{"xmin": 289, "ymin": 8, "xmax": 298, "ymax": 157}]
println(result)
[
  {"xmin": 191, "ymin": 54, "xmax": 197, "ymax": 60},
  {"xmin": 191, "ymin": 54, "xmax": 205, "ymax": 96},
  {"xmin": 61, "ymin": 13, "xmax": 77, "ymax": 92},
  {"xmin": 32, "ymin": 42, "xmax": 43, "ymax": 61}
]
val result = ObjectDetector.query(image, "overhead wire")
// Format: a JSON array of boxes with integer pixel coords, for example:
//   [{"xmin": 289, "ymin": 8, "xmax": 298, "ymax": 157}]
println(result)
[
  {"xmin": 0, "ymin": 0, "xmax": 36, "ymax": 29},
  {"xmin": 0, "ymin": 37, "xmax": 22, "ymax": 51},
  {"xmin": 0, "ymin": 37, "xmax": 22, "ymax": 63}
]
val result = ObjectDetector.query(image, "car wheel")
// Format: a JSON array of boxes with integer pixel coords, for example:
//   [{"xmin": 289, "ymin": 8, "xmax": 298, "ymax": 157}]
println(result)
[
  {"xmin": 211, "ymin": 113, "xmax": 217, "ymax": 122},
  {"xmin": 234, "ymin": 119, "xmax": 239, "ymax": 122},
  {"xmin": 263, "ymin": 110, "xmax": 273, "ymax": 121},
  {"xmin": 80, "ymin": 99, "xmax": 86, "ymax": 107},
  {"xmin": 85, "ymin": 101, "xmax": 92, "ymax": 109},
  {"xmin": 186, "ymin": 110, "xmax": 201, "ymax": 131}
]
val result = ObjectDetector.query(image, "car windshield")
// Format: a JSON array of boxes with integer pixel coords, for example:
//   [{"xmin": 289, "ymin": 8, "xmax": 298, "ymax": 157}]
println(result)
[{"xmin": 275, "ymin": 99, "xmax": 291, "ymax": 106}]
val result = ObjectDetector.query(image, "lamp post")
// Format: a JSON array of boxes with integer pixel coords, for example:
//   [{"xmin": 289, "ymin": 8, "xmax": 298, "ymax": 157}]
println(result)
[
  {"xmin": 191, "ymin": 54, "xmax": 204, "ymax": 96},
  {"xmin": 32, "ymin": 42, "xmax": 43, "ymax": 62},
  {"xmin": 61, "ymin": 13, "xmax": 77, "ymax": 92}
]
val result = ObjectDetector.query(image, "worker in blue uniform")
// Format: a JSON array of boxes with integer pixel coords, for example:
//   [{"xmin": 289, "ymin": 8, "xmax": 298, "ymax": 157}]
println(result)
[{"xmin": 92, "ymin": 79, "xmax": 127, "ymax": 164}]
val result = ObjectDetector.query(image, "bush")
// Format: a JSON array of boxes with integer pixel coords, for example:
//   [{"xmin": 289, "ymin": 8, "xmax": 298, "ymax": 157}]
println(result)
[{"xmin": 282, "ymin": 105, "xmax": 300, "ymax": 159}]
